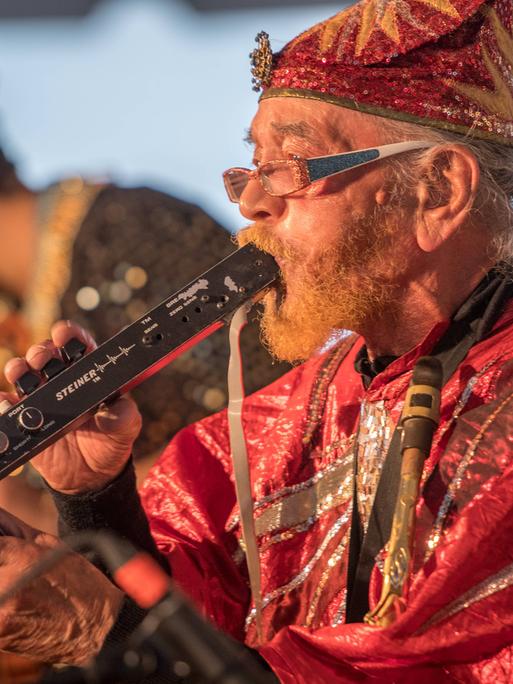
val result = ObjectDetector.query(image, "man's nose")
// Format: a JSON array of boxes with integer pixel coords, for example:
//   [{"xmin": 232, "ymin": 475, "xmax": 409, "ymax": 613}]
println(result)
[{"xmin": 238, "ymin": 178, "xmax": 286, "ymax": 222}]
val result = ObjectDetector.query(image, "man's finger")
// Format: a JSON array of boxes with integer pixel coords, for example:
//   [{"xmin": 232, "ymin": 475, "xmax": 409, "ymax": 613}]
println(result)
[
  {"xmin": 33, "ymin": 531, "xmax": 62, "ymax": 549},
  {"xmin": 25, "ymin": 340, "xmax": 57, "ymax": 372},
  {"xmin": 3, "ymin": 358, "xmax": 31, "ymax": 387},
  {"xmin": 0, "ymin": 509, "xmax": 40, "ymax": 541},
  {"xmin": 50, "ymin": 320, "xmax": 97, "ymax": 354}
]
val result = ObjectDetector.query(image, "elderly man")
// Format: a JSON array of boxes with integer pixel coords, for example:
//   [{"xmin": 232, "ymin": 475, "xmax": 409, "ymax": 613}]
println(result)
[{"xmin": 1, "ymin": 0, "xmax": 513, "ymax": 681}]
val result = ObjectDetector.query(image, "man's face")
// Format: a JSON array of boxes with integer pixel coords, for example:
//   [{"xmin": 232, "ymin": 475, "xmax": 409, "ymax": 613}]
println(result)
[{"xmin": 237, "ymin": 98, "xmax": 417, "ymax": 363}]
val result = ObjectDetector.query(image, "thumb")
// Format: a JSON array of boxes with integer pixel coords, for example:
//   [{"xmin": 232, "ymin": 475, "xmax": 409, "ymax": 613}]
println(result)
[
  {"xmin": 33, "ymin": 531, "xmax": 62, "ymax": 550},
  {"xmin": 0, "ymin": 508, "xmax": 40, "ymax": 541},
  {"xmin": 94, "ymin": 395, "xmax": 142, "ymax": 441}
]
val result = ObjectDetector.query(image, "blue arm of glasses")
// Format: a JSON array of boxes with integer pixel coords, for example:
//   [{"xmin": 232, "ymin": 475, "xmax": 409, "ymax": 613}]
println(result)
[{"xmin": 306, "ymin": 140, "xmax": 435, "ymax": 183}]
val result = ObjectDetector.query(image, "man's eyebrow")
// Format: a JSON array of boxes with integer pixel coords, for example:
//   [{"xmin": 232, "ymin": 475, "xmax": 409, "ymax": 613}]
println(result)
[
  {"xmin": 270, "ymin": 121, "xmax": 319, "ymax": 144},
  {"xmin": 274, "ymin": 120, "xmax": 352, "ymax": 149},
  {"xmin": 243, "ymin": 120, "xmax": 349, "ymax": 148},
  {"xmin": 243, "ymin": 128, "xmax": 254, "ymax": 145}
]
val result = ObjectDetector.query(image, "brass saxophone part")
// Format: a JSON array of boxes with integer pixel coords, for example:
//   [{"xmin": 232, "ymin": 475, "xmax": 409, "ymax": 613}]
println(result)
[
  {"xmin": 364, "ymin": 446, "xmax": 425, "ymax": 627},
  {"xmin": 365, "ymin": 361, "xmax": 442, "ymax": 627}
]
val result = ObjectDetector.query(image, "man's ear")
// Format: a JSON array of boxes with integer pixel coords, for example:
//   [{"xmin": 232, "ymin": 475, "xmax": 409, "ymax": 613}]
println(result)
[{"xmin": 415, "ymin": 145, "xmax": 480, "ymax": 252}]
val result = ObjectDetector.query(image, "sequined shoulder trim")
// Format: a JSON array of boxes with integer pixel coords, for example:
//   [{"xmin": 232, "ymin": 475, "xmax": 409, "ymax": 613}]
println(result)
[{"xmin": 302, "ymin": 333, "xmax": 358, "ymax": 445}]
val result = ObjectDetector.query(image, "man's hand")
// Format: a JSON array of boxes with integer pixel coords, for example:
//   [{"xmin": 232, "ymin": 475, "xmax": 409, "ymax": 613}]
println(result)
[
  {"xmin": 1, "ymin": 321, "xmax": 142, "ymax": 495},
  {"xmin": 0, "ymin": 511, "xmax": 124, "ymax": 665}
]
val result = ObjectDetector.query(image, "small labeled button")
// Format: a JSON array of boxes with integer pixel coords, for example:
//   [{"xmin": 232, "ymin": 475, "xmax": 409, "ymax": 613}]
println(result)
[
  {"xmin": 17, "ymin": 407, "xmax": 44, "ymax": 433},
  {"xmin": 41, "ymin": 357, "xmax": 67, "ymax": 380},
  {"xmin": 61, "ymin": 338, "xmax": 87, "ymax": 363},
  {"xmin": 0, "ymin": 432, "xmax": 9, "ymax": 454},
  {"xmin": 15, "ymin": 371, "xmax": 41, "ymax": 397}
]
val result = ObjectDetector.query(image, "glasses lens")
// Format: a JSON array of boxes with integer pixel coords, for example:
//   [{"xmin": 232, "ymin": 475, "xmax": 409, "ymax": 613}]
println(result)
[
  {"xmin": 260, "ymin": 161, "xmax": 296, "ymax": 196},
  {"xmin": 223, "ymin": 169, "xmax": 250, "ymax": 203}
]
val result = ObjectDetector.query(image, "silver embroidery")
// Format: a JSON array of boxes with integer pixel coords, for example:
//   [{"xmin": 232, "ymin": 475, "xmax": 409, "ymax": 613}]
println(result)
[
  {"xmin": 227, "ymin": 439, "xmax": 354, "ymax": 532},
  {"xmin": 261, "ymin": 516, "xmax": 317, "ymax": 549},
  {"xmin": 253, "ymin": 460, "xmax": 352, "ymax": 537},
  {"xmin": 435, "ymin": 359, "xmax": 498, "ymax": 447},
  {"xmin": 232, "ymin": 515, "xmax": 319, "ymax": 565},
  {"xmin": 245, "ymin": 511, "xmax": 351, "ymax": 629},
  {"xmin": 332, "ymin": 588, "xmax": 348, "ymax": 626},
  {"xmin": 425, "ymin": 359, "xmax": 506, "ymax": 558},
  {"xmin": 306, "ymin": 534, "xmax": 350, "ymax": 625},
  {"xmin": 355, "ymin": 399, "xmax": 393, "ymax": 532},
  {"xmin": 418, "ymin": 560, "xmax": 513, "ymax": 632}
]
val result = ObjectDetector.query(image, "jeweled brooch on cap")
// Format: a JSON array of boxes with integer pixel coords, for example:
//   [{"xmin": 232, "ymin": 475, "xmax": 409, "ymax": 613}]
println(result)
[{"xmin": 250, "ymin": 31, "xmax": 273, "ymax": 92}]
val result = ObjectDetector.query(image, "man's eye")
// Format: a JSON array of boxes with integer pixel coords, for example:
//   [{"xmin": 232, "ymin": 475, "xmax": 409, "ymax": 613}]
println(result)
[{"xmin": 283, "ymin": 148, "xmax": 305, "ymax": 160}]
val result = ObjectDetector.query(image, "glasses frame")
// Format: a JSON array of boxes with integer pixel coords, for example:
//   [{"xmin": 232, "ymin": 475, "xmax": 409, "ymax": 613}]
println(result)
[{"xmin": 223, "ymin": 140, "xmax": 435, "ymax": 203}]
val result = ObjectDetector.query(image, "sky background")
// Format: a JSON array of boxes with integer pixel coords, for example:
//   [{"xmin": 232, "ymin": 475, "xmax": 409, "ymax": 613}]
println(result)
[{"xmin": 0, "ymin": 0, "xmax": 340, "ymax": 231}]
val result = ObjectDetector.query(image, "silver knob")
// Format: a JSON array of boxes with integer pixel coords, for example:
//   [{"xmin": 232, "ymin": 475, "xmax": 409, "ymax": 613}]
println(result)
[{"xmin": 17, "ymin": 407, "xmax": 44, "ymax": 433}]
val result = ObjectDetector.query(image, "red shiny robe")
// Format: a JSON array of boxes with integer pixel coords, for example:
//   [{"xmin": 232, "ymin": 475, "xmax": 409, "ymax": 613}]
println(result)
[{"xmin": 140, "ymin": 304, "xmax": 513, "ymax": 683}]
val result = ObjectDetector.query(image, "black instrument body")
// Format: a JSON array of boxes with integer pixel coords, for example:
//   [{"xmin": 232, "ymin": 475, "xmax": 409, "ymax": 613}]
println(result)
[{"xmin": 0, "ymin": 245, "xmax": 278, "ymax": 479}]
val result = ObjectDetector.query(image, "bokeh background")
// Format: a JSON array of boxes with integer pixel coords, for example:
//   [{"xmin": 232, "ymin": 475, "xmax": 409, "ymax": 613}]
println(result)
[{"xmin": 0, "ymin": 0, "xmax": 341, "ymax": 232}]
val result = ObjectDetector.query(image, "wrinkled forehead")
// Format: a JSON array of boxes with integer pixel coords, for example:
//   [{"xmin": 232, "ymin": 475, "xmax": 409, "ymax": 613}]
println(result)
[{"xmin": 248, "ymin": 97, "xmax": 389, "ymax": 150}]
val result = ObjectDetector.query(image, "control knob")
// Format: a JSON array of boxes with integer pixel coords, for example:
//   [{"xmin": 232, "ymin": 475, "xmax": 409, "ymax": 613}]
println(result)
[{"xmin": 17, "ymin": 407, "xmax": 44, "ymax": 434}]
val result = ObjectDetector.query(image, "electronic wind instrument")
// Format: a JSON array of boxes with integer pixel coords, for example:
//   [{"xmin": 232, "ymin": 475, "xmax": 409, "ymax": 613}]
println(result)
[{"xmin": 0, "ymin": 245, "xmax": 279, "ymax": 480}]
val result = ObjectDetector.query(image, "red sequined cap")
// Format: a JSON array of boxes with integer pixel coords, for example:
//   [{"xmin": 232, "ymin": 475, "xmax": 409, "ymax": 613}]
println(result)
[{"xmin": 258, "ymin": 0, "xmax": 513, "ymax": 145}]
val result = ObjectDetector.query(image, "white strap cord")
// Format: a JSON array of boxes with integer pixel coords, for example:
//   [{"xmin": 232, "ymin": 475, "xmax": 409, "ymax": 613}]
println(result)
[{"xmin": 227, "ymin": 303, "xmax": 263, "ymax": 641}]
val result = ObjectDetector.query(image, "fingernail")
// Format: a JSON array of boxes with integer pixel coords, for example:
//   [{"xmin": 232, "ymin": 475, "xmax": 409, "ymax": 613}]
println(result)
[{"xmin": 30, "ymin": 344, "xmax": 50, "ymax": 354}]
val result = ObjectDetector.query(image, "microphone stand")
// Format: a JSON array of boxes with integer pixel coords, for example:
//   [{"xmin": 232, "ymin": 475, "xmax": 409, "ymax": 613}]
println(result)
[
  {"xmin": 38, "ymin": 594, "xmax": 275, "ymax": 684},
  {"xmin": 38, "ymin": 643, "xmax": 163, "ymax": 683},
  {"xmin": 31, "ymin": 531, "xmax": 276, "ymax": 684}
]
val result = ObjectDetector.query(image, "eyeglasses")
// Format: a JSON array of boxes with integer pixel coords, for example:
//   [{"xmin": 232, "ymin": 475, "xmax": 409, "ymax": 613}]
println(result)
[{"xmin": 223, "ymin": 140, "xmax": 435, "ymax": 203}]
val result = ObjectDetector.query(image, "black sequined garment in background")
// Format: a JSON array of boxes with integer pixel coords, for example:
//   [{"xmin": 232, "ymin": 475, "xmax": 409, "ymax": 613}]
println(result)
[{"xmin": 58, "ymin": 184, "xmax": 289, "ymax": 458}]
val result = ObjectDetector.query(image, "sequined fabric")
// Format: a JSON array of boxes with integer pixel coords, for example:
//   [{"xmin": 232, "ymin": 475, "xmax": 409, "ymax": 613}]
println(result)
[
  {"xmin": 141, "ymin": 299, "xmax": 513, "ymax": 682},
  {"xmin": 53, "ymin": 184, "xmax": 289, "ymax": 457},
  {"xmin": 260, "ymin": 0, "xmax": 513, "ymax": 145},
  {"xmin": 355, "ymin": 399, "xmax": 394, "ymax": 532}
]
